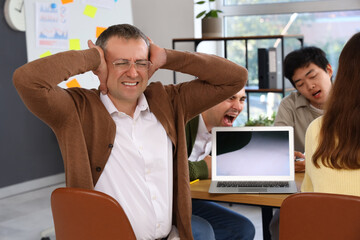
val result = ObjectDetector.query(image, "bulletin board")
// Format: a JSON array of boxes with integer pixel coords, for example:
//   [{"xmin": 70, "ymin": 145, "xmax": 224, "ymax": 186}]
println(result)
[{"xmin": 24, "ymin": 0, "xmax": 133, "ymax": 89}]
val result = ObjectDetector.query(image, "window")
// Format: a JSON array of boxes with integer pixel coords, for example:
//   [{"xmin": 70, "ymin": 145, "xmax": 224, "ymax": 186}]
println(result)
[
  {"xmin": 225, "ymin": 10, "xmax": 360, "ymax": 79},
  {"xmin": 225, "ymin": 0, "xmax": 312, "ymax": 5},
  {"xmin": 212, "ymin": 0, "xmax": 360, "ymax": 125}
]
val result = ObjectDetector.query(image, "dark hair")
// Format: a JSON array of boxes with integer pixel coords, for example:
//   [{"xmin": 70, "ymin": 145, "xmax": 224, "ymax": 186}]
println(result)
[
  {"xmin": 312, "ymin": 32, "xmax": 360, "ymax": 169},
  {"xmin": 284, "ymin": 47, "xmax": 329, "ymax": 88},
  {"xmin": 95, "ymin": 24, "xmax": 150, "ymax": 54}
]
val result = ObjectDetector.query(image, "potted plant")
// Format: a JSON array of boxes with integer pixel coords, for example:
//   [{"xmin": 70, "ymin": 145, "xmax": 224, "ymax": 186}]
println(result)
[
  {"xmin": 195, "ymin": 0, "xmax": 223, "ymax": 38},
  {"xmin": 245, "ymin": 112, "xmax": 277, "ymax": 126}
]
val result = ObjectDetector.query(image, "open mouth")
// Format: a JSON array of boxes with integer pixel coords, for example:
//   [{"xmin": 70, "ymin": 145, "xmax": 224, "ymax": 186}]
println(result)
[
  {"xmin": 312, "ymin": 90, "xmax": 321, "ymax": 98},
  {"xmin": 223, "ymin": 114, "xmax": 236, "ymax": 126}
]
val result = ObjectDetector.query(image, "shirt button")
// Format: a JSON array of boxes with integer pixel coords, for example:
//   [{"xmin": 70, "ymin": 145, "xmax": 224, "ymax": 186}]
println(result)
[
  {"xmin": 108, "ymin": 143, "xmax": 113, "ymax": 148},
  {"xmin": 152, "ymin": 195, "xmax": 156, "ymax": 200},
  {"xmin": 157, "ymin": 223, "xmax": 160, "ymax": 228},
  {"xmin": 96, "ymin": 167, "xmax": 102, "ymax": 172}
]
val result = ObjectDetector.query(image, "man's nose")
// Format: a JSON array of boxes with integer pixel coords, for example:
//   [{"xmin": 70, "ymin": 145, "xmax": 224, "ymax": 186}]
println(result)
[
  {"xmin": 126, "ymin": 64, "xmax": 139, "ymax": 78},
  {"xmin": 306, "ymin": 81, "xmax": 315, "ymax": 90},
  {"xmin": 232, "ymin": 101, "xmax": 243, "ymax": 111}
]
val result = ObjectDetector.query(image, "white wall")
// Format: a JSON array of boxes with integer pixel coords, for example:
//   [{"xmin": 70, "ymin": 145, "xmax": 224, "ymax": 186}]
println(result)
[{"xmin": 132, "ymin": 0, "xmax": 194, "ymax": 85}]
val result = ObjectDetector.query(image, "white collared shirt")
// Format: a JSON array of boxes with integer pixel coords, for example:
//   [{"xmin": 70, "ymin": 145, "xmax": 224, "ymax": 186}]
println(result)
[
  {"xmin": 188, "ymin": 114, "xmax": 212, "ymax": 162},
  {"xmin": 95, "ymin": 93, "xmax": 173, "ymax": 240}
]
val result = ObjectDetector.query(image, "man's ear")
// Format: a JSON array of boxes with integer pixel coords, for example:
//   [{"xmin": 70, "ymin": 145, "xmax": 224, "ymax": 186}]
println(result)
[{"xmin": 326, "ymin": 64, "xmax": 333, "ymax": 78}]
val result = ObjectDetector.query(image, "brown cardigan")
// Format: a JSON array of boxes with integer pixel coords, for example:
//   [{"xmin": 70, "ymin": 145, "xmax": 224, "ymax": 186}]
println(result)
[{"xmin": 13, "ymin": 48, "xmax": 247, "ymax": 239}]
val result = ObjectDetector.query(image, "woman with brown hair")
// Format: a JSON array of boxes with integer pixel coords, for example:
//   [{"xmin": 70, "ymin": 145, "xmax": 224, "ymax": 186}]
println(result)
[{"xmin": 301, "ymin": 32, "xmax": 360, "ymax": 196}]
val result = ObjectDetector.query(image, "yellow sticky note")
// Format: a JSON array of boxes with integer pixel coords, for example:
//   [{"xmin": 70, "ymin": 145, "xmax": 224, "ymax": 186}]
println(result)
[
  {"xmin": 69, "ymin": 39, "xmax": 81, "ymax": 50},
  {"xmin": 83, "ymin": 5, "xmax": 97, "ymax": 18},
  {"xmin": 61, "ymin": 0, "xmax": 73, "ymax": 4},
  {"xmin": 96, "ymin": 27, "xmax": 107, "ymax": 38},
  {"xmin": 66, "ymin": 79, "xmax": 81, "ymax": 88},
  {"xmin": 40, "ymin": 51, "xmax": 52, "ymax": 58}
]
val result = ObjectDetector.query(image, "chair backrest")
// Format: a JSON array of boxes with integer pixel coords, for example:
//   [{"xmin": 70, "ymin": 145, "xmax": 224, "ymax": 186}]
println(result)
[
  {"xmin": 51, "ymin": 187, "xmax": 136, "ymax": 240},
  {"xmin": 279, "ymin": 192, "xmax": 360, "ymax": 240}
]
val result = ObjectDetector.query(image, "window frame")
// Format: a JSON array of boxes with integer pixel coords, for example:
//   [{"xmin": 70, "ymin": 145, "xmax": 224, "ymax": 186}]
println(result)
[{"xmin": 218, "ymin": 0, "xmax": 360, "ymax": 16}]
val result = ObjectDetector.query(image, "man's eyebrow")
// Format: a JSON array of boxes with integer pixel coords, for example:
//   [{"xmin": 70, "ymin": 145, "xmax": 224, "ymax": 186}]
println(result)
[{"xmin": 305, "ymin": 69, "xmax": 314, "ymax": 77}]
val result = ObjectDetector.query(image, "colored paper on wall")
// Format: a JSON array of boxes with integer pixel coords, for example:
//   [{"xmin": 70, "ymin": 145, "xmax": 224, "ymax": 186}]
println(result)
[
  {"xmin": 83, "ymin": 5, "xmax": 97, "ymax": 18},
  {"xmin": 96, "ymin": 27, "xmax": 107, "ymax": 38},
  {"xmin": 39, "ymin": 51, "xmax": 52, "ymax": 58},
  {"xmin": 66, "ymin": 79, "xmax": 81, "ymax": 88},
  {"xmin": 69, "ymin": 39, "xmax": 81, "ymax": 50},
  {"xmin": 61, "ymin": 0, "xmax": 73, "ymax": 4},
  {"xmin": 36, "ymin": 2, "xmax": 69, "ymax": 49}
]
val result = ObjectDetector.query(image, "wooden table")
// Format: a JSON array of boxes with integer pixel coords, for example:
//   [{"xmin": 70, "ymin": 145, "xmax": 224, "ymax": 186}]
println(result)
[{"xmin": 190, "ymin": 173, "xmax": 304, "ymax": 239}]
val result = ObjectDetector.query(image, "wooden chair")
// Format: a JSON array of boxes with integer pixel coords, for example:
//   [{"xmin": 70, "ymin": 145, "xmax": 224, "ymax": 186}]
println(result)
[
  {"xmin": 51, "ymin": 187, "xmax": 136, "ymax": 240},
  {"xmin": 279, "ymin": 192, "xmax": 360, "ymax": 240}
]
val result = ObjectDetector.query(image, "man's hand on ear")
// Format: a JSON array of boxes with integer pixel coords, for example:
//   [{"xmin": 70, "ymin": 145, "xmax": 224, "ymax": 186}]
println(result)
[
  {"xmin": 147, "ymin": 38, "xmax": 167, "ymax": 79},
  {"xmin": 88, "ymin": 40, "xmax": 108, "ymax": 94}
]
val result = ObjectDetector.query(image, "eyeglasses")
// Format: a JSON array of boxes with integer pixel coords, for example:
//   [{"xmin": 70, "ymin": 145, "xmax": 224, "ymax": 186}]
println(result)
[{"xmin": 112, "ymin": 59, "xmax": 151, "ymax": 71}]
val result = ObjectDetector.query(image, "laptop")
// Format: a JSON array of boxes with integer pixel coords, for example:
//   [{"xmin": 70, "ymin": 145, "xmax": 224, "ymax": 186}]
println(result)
[{"xmin": 209, "ymin": 126, "xmax": 298, "ymax": 194}]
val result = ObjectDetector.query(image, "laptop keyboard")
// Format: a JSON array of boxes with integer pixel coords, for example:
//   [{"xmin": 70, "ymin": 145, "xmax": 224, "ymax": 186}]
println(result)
[{"xmin": 217, "ymin": 181, "xmax": 290, "ymax": 188}]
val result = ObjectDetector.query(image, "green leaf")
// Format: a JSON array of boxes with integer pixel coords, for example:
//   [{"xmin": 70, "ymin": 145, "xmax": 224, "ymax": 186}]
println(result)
[
  {"xmin": 208, "ymin": 10, "xmax": 218, "ymax": 18},
  {"xmin": 196, "ymin": 10, "xmax": 206, "ymax": 19},
  {"xmin": 195, "ymin": 0, "xmax": 222, "ymax": 19}
]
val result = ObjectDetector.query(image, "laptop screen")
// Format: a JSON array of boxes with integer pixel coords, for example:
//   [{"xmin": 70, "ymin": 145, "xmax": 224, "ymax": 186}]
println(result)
[{"xmin": 212, "ymin": 126, "xmax": 294, "ymax": 181}]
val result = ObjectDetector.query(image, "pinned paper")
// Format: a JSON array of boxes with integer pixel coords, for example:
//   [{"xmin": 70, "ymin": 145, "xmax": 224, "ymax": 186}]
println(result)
[
  {"xmin": 61, "ymin": 0, "xmax": 73, "ymax": 4},
  {"xmin": 69, "ymin": 39, "xmax": 81, "ymax": 50},
  {"xmin": 36, "ymin": 2, "xmax": 69, "ymax": 49},
  {"xmin": 39, "ymin": 51, "xmax": 52, "ymax": 58},
  {"xmin": 83, "ymin": 5, "xmax": 97, "ymax": 18},
  {"xmin": 96, "ymin": 27, "xmax": 107, "ymax": 38},
  {"xmin": 66, "ymin": 79, "xmax": 81, "ymax": 88}
]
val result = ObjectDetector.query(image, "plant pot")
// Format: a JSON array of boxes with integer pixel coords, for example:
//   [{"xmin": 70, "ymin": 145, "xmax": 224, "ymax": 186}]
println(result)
[{"xmin": 201, "ymin": 17, "xmax": 222, "ymax": 38}]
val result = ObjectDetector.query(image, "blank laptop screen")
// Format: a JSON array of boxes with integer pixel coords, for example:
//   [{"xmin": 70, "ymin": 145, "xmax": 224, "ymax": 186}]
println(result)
[{"xmin": 215, "ymin": 130, "xmax": 291, "ymax": 177}]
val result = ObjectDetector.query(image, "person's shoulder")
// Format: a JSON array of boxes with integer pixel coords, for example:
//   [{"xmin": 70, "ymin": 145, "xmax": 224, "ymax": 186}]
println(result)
[
  {"xmin": 145, "ymin": 81, "xmax": 165, "ymax": 94},
  {"xmin": 307, "ymin": 116, "xmax": 323, "ymax": 133},
  {"xmin": 280, "ymin": 91, "xmax": 308, "ymax": 108},
  {"xmin": 282, "ymin": 91, "xmax": 303, "ymax": 102},
  {"xmin": 311, "ymin": 116, "xmax": 323, "ymax": 126},
  {"xmin": 144, "ymin": 81, "xmax": 171, "ymax": 104},
  {"xmin": 278, "ymin": 92, "xmax": 298, "ymax": 109}
]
